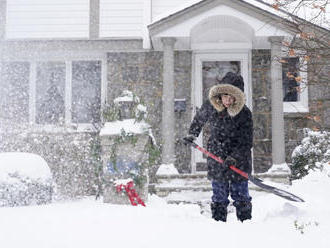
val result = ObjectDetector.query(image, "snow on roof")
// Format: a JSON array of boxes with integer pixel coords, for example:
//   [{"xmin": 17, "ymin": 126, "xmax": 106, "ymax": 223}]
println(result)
[
  {"xmin": 151, "ymin": 0, "xmax": 203, "ymax": 24},
  {"xmin": 0, "ymin": 153, "xmax": 52, "ymax": 183},
  {"xmin": 150, "ymin": 0, "xmax": 329, "ymax": 31},
  {"xmin": 249, "ymin": 0, "xmax": 329, "ymax": 30}
]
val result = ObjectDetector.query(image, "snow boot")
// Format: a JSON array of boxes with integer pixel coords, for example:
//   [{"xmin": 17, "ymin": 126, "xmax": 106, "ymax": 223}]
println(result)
[
  {"xmin": 234, "ymin": 201, "xmax": 252, "ymax": 222},
  {"xmin": 211, "ymin": 202, "xmax": 227, "ymax": 222}
]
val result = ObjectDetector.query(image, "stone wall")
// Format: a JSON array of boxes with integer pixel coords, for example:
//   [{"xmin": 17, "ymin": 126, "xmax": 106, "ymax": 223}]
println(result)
[
  {"xmin": 107, "ymin": 51, "xmax": 163, "ymax": 181},
  {"xmin": 106, "ymin": 51, "xmax": 192, "ymax": 179},
  {"xmin": 110, "ymin": 50, "xmax": 329, "ymax": 176},
  {"xmin": 0, "ymin": 131, "xmax": 100, "ymax": 197},
  {"xmin": 1, "ymin": 48, "xmax": 326, "ymax": 197},
  {"xmin": 252, "ymin": 49, "xmax": 330, "ymax": 171},
  {"xmin": 251, "ymin": 50, "xmax": 272, "ymax": 172},
  {"xmin": 284, "ymin": 60, "xmax": 330, "ymax": 161}
]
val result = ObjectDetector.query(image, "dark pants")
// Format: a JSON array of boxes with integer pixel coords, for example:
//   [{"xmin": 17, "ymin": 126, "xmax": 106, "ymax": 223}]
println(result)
[
  {"xmin": 211, "ymin": 180, "xmax": 251, "ymax": 206},
  {"xmin": 211, "ymin": 180, "xmax": 252, "ymax": 221}
]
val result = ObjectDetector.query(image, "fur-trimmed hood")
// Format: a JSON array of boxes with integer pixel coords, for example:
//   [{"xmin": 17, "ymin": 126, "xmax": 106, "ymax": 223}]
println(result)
[{"xmin": 209, "ymin": 74, "xmax": 246, "ymax": 117}]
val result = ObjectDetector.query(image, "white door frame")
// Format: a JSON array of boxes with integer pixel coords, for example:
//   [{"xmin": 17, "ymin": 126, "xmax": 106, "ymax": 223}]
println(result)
[{"xmin": 191, "ymin": 50, "xmax": 252, "ymax": 174}]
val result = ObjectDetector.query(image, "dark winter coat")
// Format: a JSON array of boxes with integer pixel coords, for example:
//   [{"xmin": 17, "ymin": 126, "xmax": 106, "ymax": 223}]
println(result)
[{"xmin": 188, "ymin": 74, "xmax": 253, "ymax": 182}]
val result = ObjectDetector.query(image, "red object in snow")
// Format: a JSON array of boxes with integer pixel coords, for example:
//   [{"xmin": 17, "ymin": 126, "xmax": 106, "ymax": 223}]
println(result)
[{"xmin": 116, "ymin": 181, "xmax": 146, "ymax": 207}]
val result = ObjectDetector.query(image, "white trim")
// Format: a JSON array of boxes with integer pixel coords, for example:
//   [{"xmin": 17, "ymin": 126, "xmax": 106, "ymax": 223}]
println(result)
[
  {"xmin": 101, "ymin": 58, "xmax": 107, "ymax": 114},
  {"xmin": 29, "ymin": 62, "xmax": 36, "ymax": 125},
  {"xmin": 191, "ymin": 52, "xmax": 197, "ymax": 174},
  {"xmin": 143, "ymin": 0, "xmax": 152, "ymax": 49},
  {"xmin": 283, "ymin": 58, "xmax": 309, "ymax": 113},
  {"xmin": 152, "ymin": 4, "xmax": 290, "ymax": 38},
  {"xmin": 248, "ymin": 49, "xmax": 254, "ymax": 175},
  {"xmin": 65, "ymin": 61, "xmax": 72, "ymax": 125},
  {"xmin": 192, "ymin": 42, "xmax": 252, "ymax": 50},
  {"xmin": 5, "ymin": 51, "xmax": 107, "ymax": 61},
  {"xmin": 191, "ymin": 51, "xmax": 251, "ymax": 170},
  {"xmin": 4, "ymin": 52, "xmax": 107, "ymax": 132}
]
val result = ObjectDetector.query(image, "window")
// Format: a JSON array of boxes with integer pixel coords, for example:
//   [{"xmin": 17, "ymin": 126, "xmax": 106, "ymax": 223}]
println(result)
[
  {"xmin": 72, "ymin": 61, "xmax": 101, "ymax": 124},
  {"xmin": 1, "ymin": 60, "xmax": 102, "ymax": 129},
  {"xmin": 281, "ymin": 57, "xmax": 309, "ymax": 113},
  {"xmin": 282, "ymin": 57, "xmax": 300, "ymax": 102},
  {"xmin": 0, "ymin": 62, "xmax": 30, "ymax": 124},
  {"xmin": 36, "ymin": 62, "xmax": 65, "ymax": 124}
]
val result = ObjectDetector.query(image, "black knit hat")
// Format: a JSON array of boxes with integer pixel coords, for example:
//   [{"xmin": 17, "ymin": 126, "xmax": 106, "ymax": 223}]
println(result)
[{"xmin": 220, "ymin": 72, "xmax": 244, "ymax": 92}]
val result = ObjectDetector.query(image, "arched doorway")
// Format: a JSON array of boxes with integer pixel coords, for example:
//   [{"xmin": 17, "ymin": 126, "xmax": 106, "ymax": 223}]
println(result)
[{"xmin": 190, "ymin": 15, "xmax": 254, "ymax": 173}]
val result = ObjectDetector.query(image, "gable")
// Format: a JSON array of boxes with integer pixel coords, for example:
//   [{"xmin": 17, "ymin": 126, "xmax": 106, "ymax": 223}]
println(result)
[
  {"xmin": 151, "ymin": 3, "xmax": 291, "ymax": 37},
  {"xmin": 150, "ymin": 0, "xmax": 329, "ymax": 33},
  {"xmin": 148, "ymin": 0, "xmax": 295, "ymax": 50},
  {"xmin": 149, "ymin": 0, "xmax": 293, "ymax": 37}
]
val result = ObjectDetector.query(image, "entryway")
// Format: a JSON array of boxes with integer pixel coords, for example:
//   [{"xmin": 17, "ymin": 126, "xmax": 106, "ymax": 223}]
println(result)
[{"xmin": 191, "ymin": 52, "xmax": 252, "ymax": 173}]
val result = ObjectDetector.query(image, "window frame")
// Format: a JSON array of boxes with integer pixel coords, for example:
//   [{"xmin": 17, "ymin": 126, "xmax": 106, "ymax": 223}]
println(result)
[
  {"xmin": 282, "ymin": 56, "xmax": 309, "ymax": 113},
  {"xmin": 0, "ymin": 61, "xmax": 31, "ymax": 124},
  {"xmin": 2, "ymin": 52, "xmax": 107, "ymax": 132}
]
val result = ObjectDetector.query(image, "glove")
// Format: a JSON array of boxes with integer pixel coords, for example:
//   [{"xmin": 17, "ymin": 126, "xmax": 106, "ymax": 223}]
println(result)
[
  {"xmin": 224, "ymin": 156, "xmax": 237, "ymax": 168},
  {"xmin": 183, "ymin": 135, "xmax": 196, "ymax": 145},
  {"xmin": 223, "ymin": 156, "xmax": 243, "ymax": 181}
]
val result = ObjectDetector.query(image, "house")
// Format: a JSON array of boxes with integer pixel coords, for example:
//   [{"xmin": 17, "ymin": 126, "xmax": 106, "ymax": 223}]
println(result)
[{"xmin": 0, "ymin": 0, "xmax": 329, "ymax": 198}]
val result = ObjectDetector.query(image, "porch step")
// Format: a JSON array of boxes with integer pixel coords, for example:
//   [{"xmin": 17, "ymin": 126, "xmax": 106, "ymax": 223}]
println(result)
[
  {"xmin": 164, "ymin": 190, "xmax": 212, "ymax": 205},
  {"xmin": 153, "ymin": 173, "xmax": 212, "ymax": 205},
  {"xmin": 154, "ymin": 173, "xmax": 210, "ymax": 195},
  {"xmin": 152, "ymin": 172, "xmax": 288, "ymax": 204}
]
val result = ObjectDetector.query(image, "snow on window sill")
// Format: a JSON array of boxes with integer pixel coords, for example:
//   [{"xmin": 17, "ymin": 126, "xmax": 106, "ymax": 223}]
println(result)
[
  {"xmin": 23, "ymin": 124, "xmax": 99, "ymax": 134},
  {"xmin": 283, "ymin": 102, "xmax": 309, "ymax": 113}
]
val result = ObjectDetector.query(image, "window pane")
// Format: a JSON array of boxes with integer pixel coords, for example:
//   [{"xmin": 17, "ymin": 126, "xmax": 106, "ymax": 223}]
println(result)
[
  {"xmin": 282, "ymin": 57, "xmax": 300, "ymax": 102},
  {"xmin": 72, "ymin": 61, "xmax": 101, "ymax": 123},
  {"xmin": 0, "ymin": 62, "xmax": 30, "ymax": 124},
  {"xmin": 202, "ymin": 61, "xmax": 241, "ymax": 100},
  {"xmin": 36, "ymin": 62, "xmax": 65, "ymax": 124}
]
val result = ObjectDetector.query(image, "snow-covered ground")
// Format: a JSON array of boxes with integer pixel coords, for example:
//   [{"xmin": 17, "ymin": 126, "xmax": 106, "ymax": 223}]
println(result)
[{"xmin": 0, "ymin": 167, "xmax": 329, "ymax": 248}]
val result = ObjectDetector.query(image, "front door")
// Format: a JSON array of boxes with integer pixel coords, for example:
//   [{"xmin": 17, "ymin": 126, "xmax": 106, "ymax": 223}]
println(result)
[{"xmin": 191, "ymin": 52, "xmax": 251, "ymax": 173}]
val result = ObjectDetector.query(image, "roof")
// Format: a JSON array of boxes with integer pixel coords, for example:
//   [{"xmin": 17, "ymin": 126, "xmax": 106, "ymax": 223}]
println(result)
[{"xmin": 149, "ymin": 0, "xmax": 330, "ymax": 33}]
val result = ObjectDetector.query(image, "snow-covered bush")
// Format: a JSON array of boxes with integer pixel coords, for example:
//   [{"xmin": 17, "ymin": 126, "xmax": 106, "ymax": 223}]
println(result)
[
  {"xmin": 0, "ymin": 153, "xmax": 54, "ymax": 207},
  {"xmin": 291, "ymin": 128, "xmax": 330, "ymax": 180}
]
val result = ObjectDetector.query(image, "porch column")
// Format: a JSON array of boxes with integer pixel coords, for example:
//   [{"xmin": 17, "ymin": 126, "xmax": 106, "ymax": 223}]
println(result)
[
  {"xmin": 89, "ymin": 0, "xmax": 100, "ymax": 39},
  {"xmin": 0, "ymin": 0, "xmax": 5, "ymax": 39},
  {"xmin": 156, "ymin": 37, "xmax": 179, "ymax": 175},
  {"xmin": 0, "ymin": 0, "xmax": 6, "ymax": 75},
  {"xmin": 268, "ymin": 36, "xmax": 291, "ymax": 174}
]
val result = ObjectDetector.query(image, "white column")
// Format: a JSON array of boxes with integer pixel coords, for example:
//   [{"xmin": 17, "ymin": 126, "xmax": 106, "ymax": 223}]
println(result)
[
  {"xmin": 0, "ymin": 0, "xmax": 5, "ymax": 91},
  {"xmin": 29, "ymin": 62, "xmax": 37, "ymax": 124},
  {"xmin": 142, "ymin": 0, "xmax": 152, "ymax": 49},
  {"xmin": 156, "ymin": 37, "xmax": 179, "ymax": 176},
  {"xmin": 267, "ymin": 36, "xmax": 291, "ymax": 175},
  {"xmin": 0, "ymin": 0, "xmax": 6, "ymax": 40},
  {"xmin": 65, "ymin": 61, "xmax": 72, "ymax": 125},
  {"xmin": 89, "ymin": 0, "xmax": 100, "ymax": 39}
]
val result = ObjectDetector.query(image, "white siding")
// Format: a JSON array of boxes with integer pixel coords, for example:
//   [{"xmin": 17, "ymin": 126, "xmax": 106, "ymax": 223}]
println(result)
[
  {"xmin": 100, "ymin": 0, "xmax": 144, "ymax": 38},
  {"xmin": 151, "ymin": 0, "xmax": 196, "ymax": 21},
  {"xmin": 6, "ymin": 0, "xmax": 89, "ymax": 39}
]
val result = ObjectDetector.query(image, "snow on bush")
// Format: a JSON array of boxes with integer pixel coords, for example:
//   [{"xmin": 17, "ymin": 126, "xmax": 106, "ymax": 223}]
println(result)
[
  {"xmin": 291, "ymin": 128, "xmax": 330, "ymax": 180},
  {"xmin": 0, "ymin": 153, "xmax": 54, "ymax": 207}
]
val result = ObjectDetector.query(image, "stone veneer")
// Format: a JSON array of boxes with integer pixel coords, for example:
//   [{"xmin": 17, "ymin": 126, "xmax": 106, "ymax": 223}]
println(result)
[
  {"xmin": 106, "ymin": 51, "xmax": 192, "ymax": 180},
  {"xmin": 1, "ymin": 49, "xmax": 327, "ymax": 197},
  {"xmin": 108, "ymin": 50, "xmax": 329, "ymax": 177},
  {"xmin": 251, "ymin": 50, "xmax": 273, "ymax": 172},
  {"xmin": 252, "ymin": 50, "xmax": 330, "ymax": 173}
]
